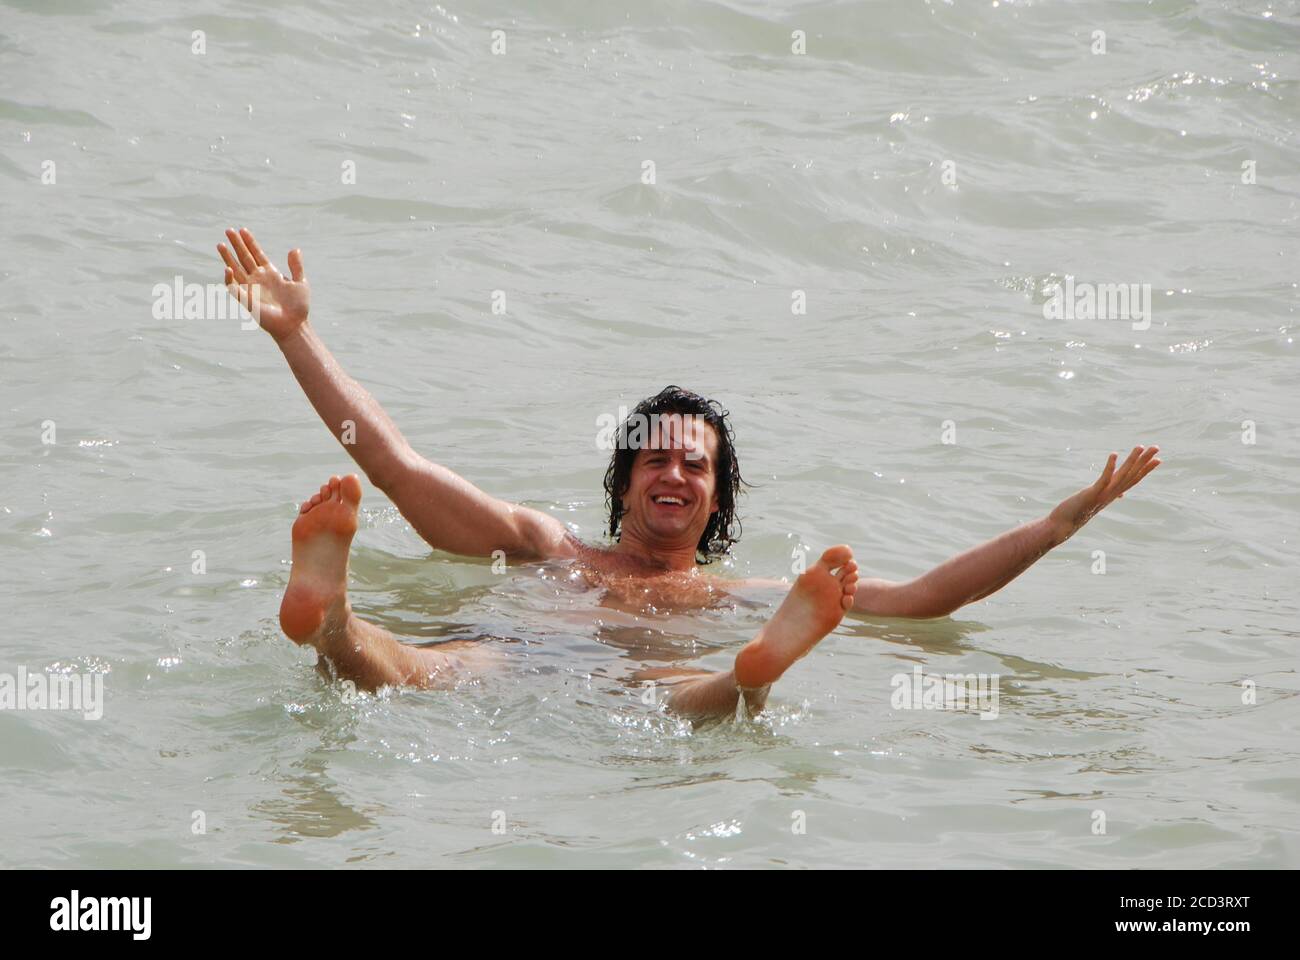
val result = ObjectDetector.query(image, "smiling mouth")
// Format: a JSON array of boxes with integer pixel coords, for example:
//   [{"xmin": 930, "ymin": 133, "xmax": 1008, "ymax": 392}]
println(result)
[{"xmin": 652, "ymin": 495, "xmax": 688, "ymax": 507}]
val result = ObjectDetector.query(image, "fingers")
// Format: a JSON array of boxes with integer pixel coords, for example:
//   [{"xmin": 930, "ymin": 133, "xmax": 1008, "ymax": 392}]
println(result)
[
  {"xmin": 1114, "ymin": 445, "xmax": 1143, "ymax": 485},
  {"xmin": 225, "ymin": 228, "xmax": 258, "ymax": 273},
  {"xmin": 1123, "ymin": 447, "xmax": 1160, "ymax": 490},
  {"xmin": 217, "ymin": 242, "xmax": 247, "ymax": 284},
  {"xmin": 225, "ymin": 276, "xmax": 264, "ymax": 323},
  {"xmin": 222, "ymin": 228, "xmax": 303, "ymax": 285},
  {"xmin": 1106, "ymin": 445, "xmax": 1161, "ymax": 499},
  {"xmin": 240, "ymin": 228, "xmax": 271, "ymax": 268},
  {"xmin": 1104, "ymin": 446, "xmax": 1142, "ymax": 496},
  {"xmin": 1119, "ymin": 445, "xmax": 1157, "ymax": 486},
  {"xmin": 225, "ymin": 279, "xmax": 251, "ymax": 312},
  {"xmin": 1093, "ymin": 452, "xmax": 1118, "ymax": 490},
  {"xmin": 1133, "ymin": 445, "xmax": 1159, "ymax": 472}
]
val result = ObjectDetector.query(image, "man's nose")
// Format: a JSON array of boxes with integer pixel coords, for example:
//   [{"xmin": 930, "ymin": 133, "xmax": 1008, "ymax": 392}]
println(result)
[{"xmin": 661, "ymin": 457, "xmax": 686, "ymax": 483}]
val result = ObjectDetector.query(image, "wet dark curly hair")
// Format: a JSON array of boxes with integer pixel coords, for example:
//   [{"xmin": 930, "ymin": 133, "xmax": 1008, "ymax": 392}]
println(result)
[{"xmin": 603, "ymin": 385, "xmax": 746, "ymax": 564}]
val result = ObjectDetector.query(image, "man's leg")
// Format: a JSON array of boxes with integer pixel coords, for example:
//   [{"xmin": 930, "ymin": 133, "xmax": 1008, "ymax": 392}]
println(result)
[
  {"xmin": 640, "ymin": 667, "xmax": 769, "ymax": 720},
  {"xmin": 657, "ymin": 546, "xmax": 859, "ymax": 722},
  {"xmin": 280, "ymin": 474, "xmax": 494, "ymax": 691}
]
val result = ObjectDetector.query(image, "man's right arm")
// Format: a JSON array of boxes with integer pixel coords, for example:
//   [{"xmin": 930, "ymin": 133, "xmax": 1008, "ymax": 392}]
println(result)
[
  {"xmin": 220, "ymin": 227, "xmax": 570, "ymax": 563},
  {"xmin": 276, "ymin": 323, "xmax": 571, "ymax": 562}
]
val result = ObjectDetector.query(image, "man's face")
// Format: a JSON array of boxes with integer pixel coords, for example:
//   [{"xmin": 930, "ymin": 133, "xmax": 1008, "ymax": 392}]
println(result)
[{"xmin": 621, "ymin": 413, "xmax": 720, "ymax": 549}]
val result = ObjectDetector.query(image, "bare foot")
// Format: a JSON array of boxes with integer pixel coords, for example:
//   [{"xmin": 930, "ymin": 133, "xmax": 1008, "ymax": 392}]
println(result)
[
  {"xmin": 280, "ymin": 474, "xmax": 361, "ymax": 645},
  {"xmin": 732, "ymin": 545, "xmax": 858, "ymax": 688}
]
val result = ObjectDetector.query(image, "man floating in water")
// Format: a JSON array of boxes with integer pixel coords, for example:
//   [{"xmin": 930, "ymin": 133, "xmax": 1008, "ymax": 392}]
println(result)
[{"xmin": 217, "ymin": 227, "xmax": 1161, "ymax": 722}]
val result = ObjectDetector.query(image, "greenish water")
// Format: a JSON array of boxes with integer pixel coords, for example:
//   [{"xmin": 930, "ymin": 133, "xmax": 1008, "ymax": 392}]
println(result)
[{"xmin": 1, "ymin": 0, "xmax": 1297, "ymax": 868}]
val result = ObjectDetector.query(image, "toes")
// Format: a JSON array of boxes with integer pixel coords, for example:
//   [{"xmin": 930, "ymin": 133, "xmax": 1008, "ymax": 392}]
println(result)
[
  {"xmin": 306, "ymin": 476, "xmax": 360, "ymax": 508},
  {"xmin": 841, "ymin": 572, "xmax": 859, "ymax": 609},
  {"xmin": 340, "ymin": 474, "xmax": 363, "ymax": 505},
  {"xmin": 818, "ymin": 545, "xmax": 854, "ymax": 571}
]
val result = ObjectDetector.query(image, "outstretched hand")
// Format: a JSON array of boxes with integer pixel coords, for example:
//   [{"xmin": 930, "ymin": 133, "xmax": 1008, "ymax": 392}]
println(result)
[
  {"xmin": 1049, "ymin": 446, "xmax": 1161, "ymax": 543},
  {"xmin": 217, "ymin": 227, "xmax": 309, "ymax": 342}
]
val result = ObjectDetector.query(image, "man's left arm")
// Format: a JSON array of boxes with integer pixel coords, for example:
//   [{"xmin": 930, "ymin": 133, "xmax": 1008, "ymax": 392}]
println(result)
[{"xmin": 852, "ymin": 445, "xmax": 1161, "ymax": 618}]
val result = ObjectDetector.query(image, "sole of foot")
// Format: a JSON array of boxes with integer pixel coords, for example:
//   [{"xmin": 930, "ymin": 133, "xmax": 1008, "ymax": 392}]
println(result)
[
  {"xmin": 733, "ymin": 545, "xmax": 858, "ymax": 688},
  {"xmin": 279, "ymin": 474, "xmax": 362, "ymax": 645}
]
